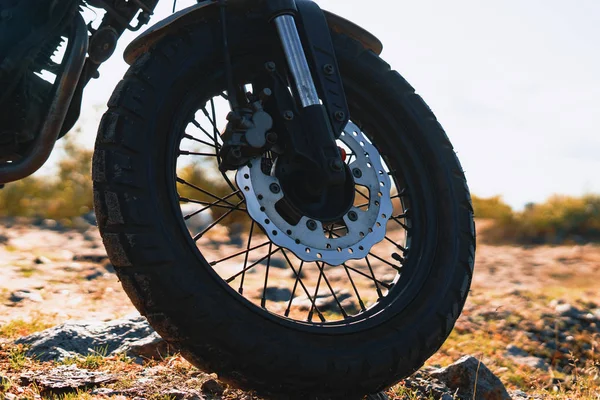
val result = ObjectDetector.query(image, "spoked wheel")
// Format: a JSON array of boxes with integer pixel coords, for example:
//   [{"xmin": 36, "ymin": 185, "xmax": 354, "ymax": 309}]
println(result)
[
  {"xmin": 93, "ymin": 13, "xmax": 475, "ymax": 399},
  {"xmin": 177, "ymin": 96, "xmax": 407, "ymax": 324}
]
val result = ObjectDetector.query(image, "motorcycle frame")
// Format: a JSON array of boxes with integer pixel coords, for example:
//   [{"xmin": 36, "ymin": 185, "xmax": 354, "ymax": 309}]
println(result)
[{"xmin": 0, "ymin": 0, "xmax": 383, "ymax": 185}]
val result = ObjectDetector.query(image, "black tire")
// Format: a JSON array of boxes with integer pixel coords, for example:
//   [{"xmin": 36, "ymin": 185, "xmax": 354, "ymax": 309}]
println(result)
[{"xmin": 92, "ymin": 12, "xmax": 475, "ymax": 399}]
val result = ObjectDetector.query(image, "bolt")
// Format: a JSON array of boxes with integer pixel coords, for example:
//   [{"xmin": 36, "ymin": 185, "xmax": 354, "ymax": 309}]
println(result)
[
  {"xmin": 269, "ymin": 183, "xmax": 281, "ymax": 194},
  {"xmin": 329, "ymin": 159, "xmax": 344, "ymax": 172},
  {"xmin": 323, "ymin": 64, "xmax": 334, "ymax": 75},
  {"xmin": 348, "ymin": 211, "xmax": 358, "ymax": 222},
  {"xmin": 283, "ymin": 111, "xmax": 294, "ymax": 121},
  {"xmin": 231, "ymin": 147, "xmax": 242, "ymax": 159},
  {"xmin": 265, "ymin": 62, "xmax": 276, "ymax": 72},
  {"xmin": 334, "ymin": 111, "xmax": 346, "ymax": 122},
  {"xmin": 266, "ymin": 131, "xmax": 278, "ymax": 144},
  {"xmin": 352, "ymin": 168, "xmax": 363, "ymax": 178},
  {"xmin": 306, "ymin": 220, "xmax": 318, "ymax": 231}
]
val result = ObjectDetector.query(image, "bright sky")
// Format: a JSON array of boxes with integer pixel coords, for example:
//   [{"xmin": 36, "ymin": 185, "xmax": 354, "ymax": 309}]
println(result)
[{"xmin": 54, "ymin": 0, "xmax": 599, "ymax": 209}]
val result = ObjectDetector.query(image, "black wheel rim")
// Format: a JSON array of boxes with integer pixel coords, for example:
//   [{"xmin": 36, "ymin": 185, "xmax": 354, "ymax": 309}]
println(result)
[{"xmin": 166, "ymin": 55, "xmax": 432, "ymax": 331}]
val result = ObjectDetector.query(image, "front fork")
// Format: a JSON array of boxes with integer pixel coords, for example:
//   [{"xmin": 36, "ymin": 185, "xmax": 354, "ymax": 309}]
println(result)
[
  {"xmin": 268, "ymin": 0, "xmax": 349, "ymax": 187},
  {"xmin": 219, "ymin": 0, "xmax": 349, "ymax": 188},
  {"xmin": 273, "ymin": 14, "xmax": 320, "ymax": 108}
]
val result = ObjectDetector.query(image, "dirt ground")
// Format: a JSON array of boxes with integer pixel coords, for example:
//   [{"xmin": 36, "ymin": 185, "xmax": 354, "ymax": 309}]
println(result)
[{"xmin": 1, "ymin": 218, "xmax": 599, "ymax": 399}]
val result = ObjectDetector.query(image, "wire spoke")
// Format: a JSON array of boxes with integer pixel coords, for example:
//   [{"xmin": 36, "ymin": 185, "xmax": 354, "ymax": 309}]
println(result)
[
  {"xmin": 191, "ymin": 119, "xmax": 220, "ymax": 146},
  {"xmin": 365, "ymin": 256, "xmax": 383, "ymax": 298},
  {"xmin": 179, "ymin": 150, "xmax": 219, "ymax": 157},
  {"xmin": 284, "ymin": 260, "xmax": 305, "ymax": 317},
  {"xmin": 180, "ymin": 192, "xmax": 245, "ymax": 213},
  {"xmin": 390, "ymin": 215, "xmax": 410, "ymax": 231},
  {"xmin": 383, "ymin": 235, "xmax": 407, "ymax": 253},
  {"xmin": 316, "ymin": 262, "xmax": 349, "ymax": 318},
  {"xmin": 177, "ymin": 177, "xmax": 237, "ymax": 207},
  {"xmin": 339, "ymin": 262, "xmax": 366, "ymax": 312},
  {"xmin": 225, "ymin": 247, "xmax": 280, "ymax": 283},
  {"xmin": 308, "ymin": 262, "xmax": 325, "ymax": 322},
  {"xmin": 183, "ymin": 133, "xmax": 220, "ymax": 149},
  {"xmin": 193, "ymin": 198, "xmax": 246, "ymax": 241},
  {"xmin": 355, "ymin": 188, "xmax": 370, "ymax": 201},
  {"xmin": 238, "ymin": 221, "xmax": 255, "ymax": 294},
  {"xmin": 343, "ymin": 263, "xmax": 393, "ymax": 289},
  {"xmin": 209, "ymin": 241, "xmax": 270, "ymax": 266},
  {"xmin": 368, "ymin": 250, "xmax": 403, "ymax": 271},
  {"xmin": 279, "ymin": 249, "xmax": 326, "ymax": 322},
  {"xmin": 260, "ymin": 243, "xmax": 273, "ymax": 308}
]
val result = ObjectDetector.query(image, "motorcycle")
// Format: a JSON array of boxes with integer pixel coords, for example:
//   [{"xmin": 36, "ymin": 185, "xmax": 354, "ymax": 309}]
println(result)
[{"xmin": 0, "ymin": 0, "xmax": 475, "ymax": 397}]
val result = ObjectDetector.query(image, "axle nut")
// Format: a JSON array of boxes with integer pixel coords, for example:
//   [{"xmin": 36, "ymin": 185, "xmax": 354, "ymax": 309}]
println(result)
[
  {"xmin": 269, "ymin": 183, "xmax": 281, "ymax": 194},
  {"xmin": 334, "ymin": 111, "xmax": 346, "ymax": 122}
]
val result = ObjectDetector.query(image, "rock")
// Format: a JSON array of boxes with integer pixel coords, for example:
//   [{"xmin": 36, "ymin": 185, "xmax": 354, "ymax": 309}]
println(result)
[
  {"xmin": 81, "ymin": 211, "xmax": 98, "ymax": 226},
  {"xmin": 85, "ymin": 269, "xmax": 105, "ymax": 281},
  {"xmin": 9, "ymin": 289, "xmax": 43, "ymax": 303},
  {"xmin": 400, "ymin": 370, "xmax": 455, "ymax": 399},
  {"xmin": 262, "ymin": 286, "xmax": 292, "ymax": 302},
  {"xmin": 0, "ymin": 233, "xmax": 8, "ymax": 244},
  {"xmin": 201, "ymin": 378, "xmax": 225, "ymax": 395},
  {"xmin": 429, "ymin": 356, "xmax": 511, "ymax": 400},
  {"xmin": 505, "ymin": 345, "xmax": 549, "ymax": 371},
  {"xmin": 292, "ymin": 290, "xmax": 352, "ymax": 312},
  {"xmin": 4, "ymin": 393, "xmax": 17, "ymax": 400},
  {"xmin": 103, "ymin": 261, "xmax": 115, "ymax": 273},
  {"xmin": 73, "ymin": 253, "xmax": 109, "ymax": 263},
  {"xmin": 261, "ymin": 256, "xmax": 287, "ymax": 269},
  {"xmin": 555, "ymin": 303, "xmax": 582, "ymax": 319},
  {"xmin": 34, "ymin": 256, "xmax": 51, "ymax": 264},
  {"xmin": 20, "ymin": 364, "xmax": 116, "ymax": 390},
  {"xmin": 128, "ymin": 332, "xmax": 173, "ymax": 360},
  {"xmin": 180, "ymin": 204, "xmax": 213, "ymax": 234},
  {"xmin": 162, "ymin": 388, "xmax": 205, "ymax": 399},
  {"xmin": 70, "ymin": 217, "xmax": 93, "ymax": 230},
  {"xmin": 16, "ymin": 315, "xmax": 168, "ymax": 362}
]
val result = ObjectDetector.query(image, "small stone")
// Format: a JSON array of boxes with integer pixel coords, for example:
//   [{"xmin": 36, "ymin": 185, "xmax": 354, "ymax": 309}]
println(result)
[
  {"xmin": 20, "ymin": 364, "xmax": 116, "ymax": 390},
  {"xmin": 555, "ymin": 303, "xmax": 582, "ymax": 318},
  {"xmin": 73, "ymin": 253, "xmax": 109, "ymax": 263},
  {"xmin": 262, "ymin": 286, "xmax": 292, "ymax": 302},
  {"xmin": 9, "ymin": 290, "xmax": 43, "ymax": 303},
  {"xmin": 34, "ymin": 256, "xmax": 51, "ymax": 264},
  {"xmin": 430, "ymin": 356, "xmax": 511, "ymax": 400},
  {"xmin": 261, "ymin": 256, "xmax": 287, "ymax": 269},
  {"xmin": 201, "ymin": 378, "xmax": 225, "ymax": 395},
  {"xmin": 4, "ymin": 393, "xmax": 17, "ymax": 400}
]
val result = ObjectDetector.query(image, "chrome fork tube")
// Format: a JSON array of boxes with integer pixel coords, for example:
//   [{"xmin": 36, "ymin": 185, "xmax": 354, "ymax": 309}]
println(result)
[{"xmin": 273, "ymin": 14, "xmax": 320, "ymax": 108}]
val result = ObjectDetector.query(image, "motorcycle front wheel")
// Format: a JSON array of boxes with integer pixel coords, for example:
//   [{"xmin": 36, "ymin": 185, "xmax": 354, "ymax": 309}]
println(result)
[{"xmin": 93, "ymin": 13, "xmax": 475, "ymax": 399}]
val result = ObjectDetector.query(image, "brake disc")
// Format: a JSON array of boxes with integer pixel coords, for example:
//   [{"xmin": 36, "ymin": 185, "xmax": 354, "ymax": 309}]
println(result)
[{"xmin": 236, "ymin": 121, "xmax": 393, "ymax": 266}]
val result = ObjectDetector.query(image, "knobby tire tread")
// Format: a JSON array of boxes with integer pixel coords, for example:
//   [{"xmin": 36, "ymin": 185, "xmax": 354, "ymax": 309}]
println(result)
[{"xmin": 93, "ymin": 19, "xmax": 475, "ymax": 399}]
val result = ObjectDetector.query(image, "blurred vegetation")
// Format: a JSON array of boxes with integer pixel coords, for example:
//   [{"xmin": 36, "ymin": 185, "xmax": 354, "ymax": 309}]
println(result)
[
  {"xmin": 0, "ymin": 138, "xmax": 93, "ymax": 223},
  {"xmin": 1, "ymin": 136, "xmax": 598, "ymax": 245},
  {"xmin": 0, "ymin": 139, "xmax": 247, "ymax": 229},
  {"xmin": 473, "ymin": 194, "xmax": 600, "ymax": 245}
]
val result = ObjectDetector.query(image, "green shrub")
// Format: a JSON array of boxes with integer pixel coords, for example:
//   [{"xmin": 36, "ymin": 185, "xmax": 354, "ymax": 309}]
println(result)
[
  {"xmin": 479, "ymin": 195, "xmax": 600, "ymax": 245},
  {"xmin": 472, "ymin": 195, "xmax": 513, "ymax": 220},
  {"xmin": 0, "ymin": 137, "xmax": 93, "ymax": 220}
]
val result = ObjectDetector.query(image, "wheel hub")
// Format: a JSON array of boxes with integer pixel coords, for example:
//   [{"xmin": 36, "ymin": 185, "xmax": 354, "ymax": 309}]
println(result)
[{"xmin": 236, "ymin": 122, "xmax": 393, "ymax": 265}]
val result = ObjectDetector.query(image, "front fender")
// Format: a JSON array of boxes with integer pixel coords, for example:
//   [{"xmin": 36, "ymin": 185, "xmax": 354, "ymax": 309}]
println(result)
[{"xmin": 123, "ymin": 1, "xmax": 383, "ymax": 65}]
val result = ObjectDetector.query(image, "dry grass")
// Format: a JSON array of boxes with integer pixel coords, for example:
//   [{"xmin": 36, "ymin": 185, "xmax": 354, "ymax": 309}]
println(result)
[{"xmin": 0, "ymin": 315, "xmax": 54, "ymax": 340}]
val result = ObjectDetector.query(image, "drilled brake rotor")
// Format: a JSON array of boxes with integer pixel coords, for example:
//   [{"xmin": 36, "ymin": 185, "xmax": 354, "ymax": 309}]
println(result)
[{"xmin": 236, "ymin": 122, "xmax": 393, "ymax": 266}]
